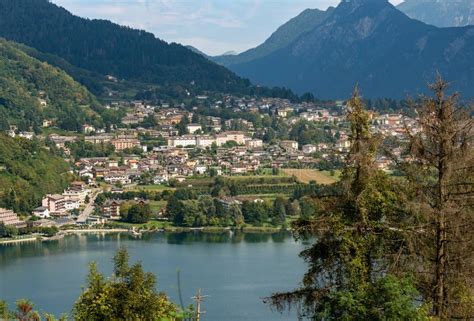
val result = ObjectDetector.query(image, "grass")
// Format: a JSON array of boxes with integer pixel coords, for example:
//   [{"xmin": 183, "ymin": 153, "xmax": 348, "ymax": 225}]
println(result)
[
  {"xmin": 127, "ymin": 184, "xmax": 175, "ymax": 192},
  {"xmin": 149, "ymin": 200, "xmax": 167, "ymax": 213},
  {"xmin": 282, "ymin": 168, "xmax": 338, "ymax": 185}
]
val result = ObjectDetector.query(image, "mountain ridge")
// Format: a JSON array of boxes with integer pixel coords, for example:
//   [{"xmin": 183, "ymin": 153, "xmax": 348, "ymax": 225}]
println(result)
[
  {"xmin": 216, "ymin": 0, "xmax": 474, "ymax": 98},
  {"xmin": 0, "ymin": 0, "xmax": 252, "ymax": 95}
]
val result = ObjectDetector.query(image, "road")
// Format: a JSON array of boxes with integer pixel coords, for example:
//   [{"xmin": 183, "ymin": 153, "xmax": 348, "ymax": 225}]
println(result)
[{"xmin": 76, "ymin": 188, "xmax": 100, "ymax": 224}]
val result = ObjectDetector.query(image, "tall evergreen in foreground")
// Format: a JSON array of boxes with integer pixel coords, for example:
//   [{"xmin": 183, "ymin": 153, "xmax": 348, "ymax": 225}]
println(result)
[
  {"xmin": 268, "ymin": 78, "xmax": 473, "ymax": 320},
  {"xmin": 403, "ymin": 76, "xmax": 474, "ymax": 319},
  {"xmin": 267, "ymin": 87, "xmax": 428, "ymax": 320}
]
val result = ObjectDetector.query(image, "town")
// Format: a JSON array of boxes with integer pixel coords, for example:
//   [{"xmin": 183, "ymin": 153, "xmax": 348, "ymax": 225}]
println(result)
[{"xmin": 0, "ymin": 93, "xmax": 417, "ymax": 238}]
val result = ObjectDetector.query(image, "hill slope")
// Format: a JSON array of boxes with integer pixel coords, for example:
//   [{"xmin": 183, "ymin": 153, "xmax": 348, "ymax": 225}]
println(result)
[
  {"xmin": 0, "ymin": 39, "xmax": 105, "ymax": 131},
  {"xmin": 0, "ymin": 0, "xmax": 250, "ymax": 94},
  {"xmin": 212, "ymin": 7, "xmax": 334, "ymax": 66},
  {"xmin": 221, "ymin": 0, "xmax": 474, "ymax": 99},
  {"xmin": 397, "ymin": 0, "xmax": 474, "ymax": 27},
  {"xmin": 0, "ymin": 134, "xmax": 70, "ymax": 214}
]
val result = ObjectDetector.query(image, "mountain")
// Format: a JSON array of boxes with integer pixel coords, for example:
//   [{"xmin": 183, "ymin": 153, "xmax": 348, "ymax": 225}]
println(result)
[
  {"xmin": 0, "ymin": 39, "xmax": 107, "ymax": 132},
  {"xmin": 397, "ymin": 0, "xmax": 474, "ymax": 27},
  {"xmin": 0, "ymin": 0, "xmax": 251, "ymax": 95},
  {"xmin": 212, "ymin": 7, "xmax": 334, "ymax": 66},
  {"xmin": 185, "ymin": 46, "xmax": 210, "ymax": 58},
  {"xmin": 218, "ymin": 0, "xmax": 474, "ymax": 99},
  {"xmin": 0, "ymin": 134, "xmax": 70, "ymax": 214}
]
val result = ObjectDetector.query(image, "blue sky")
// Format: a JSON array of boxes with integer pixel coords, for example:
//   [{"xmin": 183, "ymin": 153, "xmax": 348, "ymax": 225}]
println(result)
[{"xmin": 52, "ymin": 0, "xmax": 403, "ymax": 56}]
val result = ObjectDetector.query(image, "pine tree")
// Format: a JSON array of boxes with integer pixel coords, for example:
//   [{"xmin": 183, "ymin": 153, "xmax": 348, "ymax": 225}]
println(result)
[{"xmin": 403, "ymin": 76, "xmax": 473, "ymax": 319}]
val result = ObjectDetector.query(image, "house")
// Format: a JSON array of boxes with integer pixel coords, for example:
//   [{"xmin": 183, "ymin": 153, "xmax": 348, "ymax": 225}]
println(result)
[
  {"xmin": 194, "ymin": 165, "xmax": 207, "ymax": 175},
  {"xmin": 302, "ymin": 144, "xmax": 317, "ymax": 154},
  {"xmin": 186, "ymin": 123, "xmax": 202, "ymax": 134},
  {"xmin": 246, "ymin": 139, "xmax": 263, "ymax": 149},
  {"xmin": 32, "ymin": 207, "xmax": 50, "ymax": 218},
  {"xmin": 101, "ymin": 200, "xmax": 122, "ymax": 219},
  {"xmin": 82, "ymin": 124, "xmax": 95, "ymax": 134},
  {"xmin": 104, "ymin": 173, "xmax": 131, "ymax": 185},
  {"xmin": 280, "ymin": 140, "xmax": 299, "ymax": 152},
  {"xmin": 0, "ymin": 208, "xmax": 26, "ymax": 228}
]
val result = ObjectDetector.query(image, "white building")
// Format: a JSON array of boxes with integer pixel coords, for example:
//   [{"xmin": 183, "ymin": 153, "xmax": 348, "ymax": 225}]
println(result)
[
  {"xmin": 246, "ymin": 139, "xmax": 263, "ymax": 149},
  {"xmin": 186, "ymin": 123, "xmax": 202, "ymax": 134},
  {"xmin": 196, "ymin": 136, "xmax": 215, "ymax": 148},
  {"xmin": 168, "ymin": 136, "xmax": 196, "ymax": 147}
]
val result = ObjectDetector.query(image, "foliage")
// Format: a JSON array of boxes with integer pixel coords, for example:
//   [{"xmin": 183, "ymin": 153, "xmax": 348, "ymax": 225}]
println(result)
[
  {"xmin": 268, "ymin": 87, "xmax": 427, "ymax": 320},
  {"xmin": 121, "ymin": 203, "xmax": 152, "ymax": 224},
  {"xmin": 401, "ymin": 76, "xmax": 474, "ymax": 319},
  {"xmin": 0, "ymin": 134, "xmax": 70, "ymax": 214},
  {"xmin": 73, "ymin": 248, "xmax": 180, "ymax": 321},
  {"xmin": 0, "ymin": 39, "xmax": 103, "ymax": 132}
]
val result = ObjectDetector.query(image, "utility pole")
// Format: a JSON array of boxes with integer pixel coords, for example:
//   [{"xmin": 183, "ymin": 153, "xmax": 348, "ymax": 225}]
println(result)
[{"xmin": 191, "ymin": 288, "xmax": 208, "ymax": 321}]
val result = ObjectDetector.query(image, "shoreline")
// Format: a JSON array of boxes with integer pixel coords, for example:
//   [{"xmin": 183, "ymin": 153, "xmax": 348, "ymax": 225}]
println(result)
[{"xmin": 0, "ymin": 226, "xmax": 288, "ymax": 245}]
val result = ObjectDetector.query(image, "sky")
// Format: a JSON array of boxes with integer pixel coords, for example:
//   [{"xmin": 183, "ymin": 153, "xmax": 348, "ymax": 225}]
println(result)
[{"xmin": 52, "ymin": 0, "xmax": 404, "ymax": 56}]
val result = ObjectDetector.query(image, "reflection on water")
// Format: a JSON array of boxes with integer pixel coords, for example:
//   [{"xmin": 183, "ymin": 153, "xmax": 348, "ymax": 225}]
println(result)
[
  {"xmin": 0, "ymin": 231, "xmax": 306, "ymax": 321},
  {"xmin": 0, "ymin": 231, "xmax": 293, "ymax": 265}
]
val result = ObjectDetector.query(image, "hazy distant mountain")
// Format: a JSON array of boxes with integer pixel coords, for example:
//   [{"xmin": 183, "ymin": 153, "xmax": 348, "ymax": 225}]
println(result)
[
  {"xmin": 220, "ymin": 0, "xmax": 474, "ymax": 99},
  {"xmin": 397, "ymin": 0, "xmax": 474, "ymax": 27},
  {"xmin": 212, "ymin": 6, "xmax": 334, "ymax": 66},
  {"xmin": 0, "ymin": 0, "xmax": 251, "ymax": 94},
  {"xmin": 185, "ymin": 45, "xmax": 210, "ymax": 58}
]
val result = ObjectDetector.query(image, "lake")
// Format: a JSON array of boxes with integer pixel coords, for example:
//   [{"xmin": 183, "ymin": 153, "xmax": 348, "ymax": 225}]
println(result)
[{"xmin": 0, "ymin": 231, "xmax": 307, "ymax": 320}]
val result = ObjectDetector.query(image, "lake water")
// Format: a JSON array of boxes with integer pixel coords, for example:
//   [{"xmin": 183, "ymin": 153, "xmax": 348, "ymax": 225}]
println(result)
[{"xmin": 0, "ymin": 231, "xmax": 307, "ymax": 320}]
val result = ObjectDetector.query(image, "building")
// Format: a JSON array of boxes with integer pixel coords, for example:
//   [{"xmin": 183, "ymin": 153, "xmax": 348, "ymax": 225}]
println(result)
[
  {"xmin": 101, "ymin": 200, "xmax": 122, "ymax": 219},
  {"xmin": 196, "ymin": 136, "xmax": 215, "ymax": 148},
  {"xmin": 32, "ymin": 207, "xmax": 50, "ymax": 218},
  {"xmin": 246, "ymin": 139, "xmax": 263, "ymax": 149},
  {"xmin": 0, "ymin": 208, "xmax": 26, "ymax": 228},
  {"xmin": 186, "ymin": 123, "xmax": 202, "ymax": 134},
  {"xmin": 167, "ymin": 136, "xmax": 196, "ymax": 147},
  {"xmin": 111, "ymin": 137, "xmax": 140, "ymax": 151},
  {"xmin": 104, "ymin": 173, "xmax": 131, "ymax": 185},
  {"xmin": 302, "ymin": 144, "xmax": 317, "ymax": 154},
  {"xmin": 42, "ymin": 194, "xmax": 67, "ymax": 216},
  {"xmin": 215, "ymin": 131, "xmax": 246, "ymax": 146},
  {"xmin": 280, "ymin": 140, "xmax": 299, "ymax": 152}
]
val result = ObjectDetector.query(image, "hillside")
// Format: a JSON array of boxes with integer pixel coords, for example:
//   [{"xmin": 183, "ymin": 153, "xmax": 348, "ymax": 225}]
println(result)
[
  {"xmin": 0, "ymin": 134, "xmax": 70, "ymax": 214},
  {"xmin": 397, "ymin": 0, "xmax": 474, "ymax": 27},
  {"xmin": 219, "ymin": 0, "xmax": 474, "ymax": 99},
  {"xmin": 0, "ymin": 0, "xmax": 251, "ymax": 95},
  {"xmin": 0, "ymin": 39, "xmax": 106, "ymax": 132},
  {"xmin": 212, "ymin": 7, "xmax": 334, "ymax": 66}
]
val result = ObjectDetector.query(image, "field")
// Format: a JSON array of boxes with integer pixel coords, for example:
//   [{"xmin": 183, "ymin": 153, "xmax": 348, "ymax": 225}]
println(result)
[{"xmin": 282, "ymin": 169, "xmax": 338, "ymax": 185}]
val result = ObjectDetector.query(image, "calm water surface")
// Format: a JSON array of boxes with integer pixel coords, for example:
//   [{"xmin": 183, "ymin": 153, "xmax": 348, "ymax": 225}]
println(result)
[{"xmin": 0, "ymin": 231, "xmax": 307, "ymax": 321}]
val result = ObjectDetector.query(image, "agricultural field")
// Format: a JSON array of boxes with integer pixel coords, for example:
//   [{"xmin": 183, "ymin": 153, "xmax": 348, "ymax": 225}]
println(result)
[{"xmin": 282, "ymin": 169, "xmax": 338, "ymax": 185}]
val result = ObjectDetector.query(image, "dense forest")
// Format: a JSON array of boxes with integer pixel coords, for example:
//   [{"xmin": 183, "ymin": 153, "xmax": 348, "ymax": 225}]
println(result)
[
  {"xmin": 0, "ymin": 0, "xmax": 251, "ymax": 94},
  {"xmin": 0, "ymin": 134, "xmax": 70, "ymax": 214},
  {"xmin": 0, "ymin": 39, "xmax": 106, "ymax": 131}
]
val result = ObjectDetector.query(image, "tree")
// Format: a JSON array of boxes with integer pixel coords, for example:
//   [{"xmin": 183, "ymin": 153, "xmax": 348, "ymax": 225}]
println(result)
[
  {"xmin": 177, "ymin": 115, "xmax": 189, "ymax": 135},
  {"xmin": 403, "ymin": 76, "xmax": 474, "ymax": 319},
  {"xmin": 272, "ymin": 197, "xmax": 287, "ymax": 226},
  {"xmin": 267, "ymin": 87, "xmax": 427, "ymax": 320},
  {"xmin": 124, "ymin": 203, "xmax": 152, "ymax": 224},
  {"xmin": 74, "ymin": 248, "xmax": 179, "ymax": 321}
]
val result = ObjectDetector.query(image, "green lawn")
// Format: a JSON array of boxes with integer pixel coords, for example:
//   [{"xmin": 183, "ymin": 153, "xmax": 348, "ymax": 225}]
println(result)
[{"xmin": 128, "ymin": 184, "xmax": 175, "ymax": 192}]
